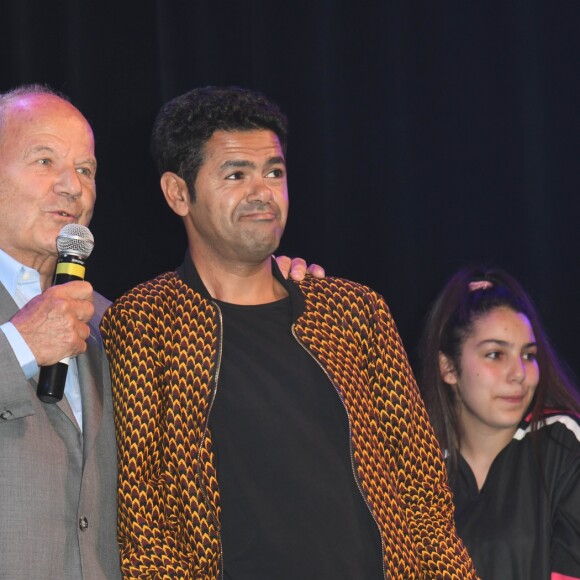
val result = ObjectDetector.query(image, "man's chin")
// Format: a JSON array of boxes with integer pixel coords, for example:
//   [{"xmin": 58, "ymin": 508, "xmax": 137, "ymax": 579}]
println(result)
[
  {"xmin": 238, "ymin": 235, "xmax": 281, "ymax": 261},
  {"xmin": 245, "ymin": 250, "xmax": 278, "ymax": 265}
]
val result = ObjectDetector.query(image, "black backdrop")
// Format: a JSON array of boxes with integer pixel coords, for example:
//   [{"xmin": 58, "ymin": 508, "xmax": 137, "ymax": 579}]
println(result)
[{"xmin": 2, "ymin": 0, "xmax": 580, "ymax": 382}]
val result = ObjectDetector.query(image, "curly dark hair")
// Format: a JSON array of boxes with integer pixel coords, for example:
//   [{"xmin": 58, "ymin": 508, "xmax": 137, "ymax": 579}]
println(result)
[
  {"xmin": 150, "ymin": 86, "xmax": 288, "ymax": 201},
  {"xmin": 417, "ymin": 266, "xmax": 580, "ymax": 472}
]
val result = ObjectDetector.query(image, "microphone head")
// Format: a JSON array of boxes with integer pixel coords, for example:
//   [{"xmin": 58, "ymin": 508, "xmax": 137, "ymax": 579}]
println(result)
[{"xmin": 56, "ymin": 224, "xmax": 95, "ymax": 260}]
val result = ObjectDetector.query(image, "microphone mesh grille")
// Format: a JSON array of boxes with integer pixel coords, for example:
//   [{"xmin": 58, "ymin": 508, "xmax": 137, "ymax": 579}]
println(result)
[{"xmin": 56, "ymin": 224, "xmax": 95, "ymax": 259}]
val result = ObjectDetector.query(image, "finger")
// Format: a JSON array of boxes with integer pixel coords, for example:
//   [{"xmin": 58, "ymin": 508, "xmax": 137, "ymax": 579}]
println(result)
[
  {"xmin": 75, "ymin": 299, "xmax": 95, "ymax": 323},
  {"xmin": 51, "ymin": 280, "xmax": 94, "ymax": 300},
  {"xmin": 70, "ymin": 323, "xmax": 91, "ymax": 356},
  {"xmin": 274, "ymin": 255, "xmax": 292, "ymax": 279},
  {"xmin": 289, "ymin": 258, "xmax": 308, "ymax": 281},
  {"xmin": 79, "ymin": 323, "xmax": 92, "ymax": 342},
  {"xmin": 307, "ymin": 264, "xmax": 326, "ymax": 279}
]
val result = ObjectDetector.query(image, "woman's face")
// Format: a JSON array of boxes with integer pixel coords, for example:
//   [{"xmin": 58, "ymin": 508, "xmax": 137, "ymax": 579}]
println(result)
[{"xmin": 440, "ymin": 306, "xmax": 539, "ymax": 439}]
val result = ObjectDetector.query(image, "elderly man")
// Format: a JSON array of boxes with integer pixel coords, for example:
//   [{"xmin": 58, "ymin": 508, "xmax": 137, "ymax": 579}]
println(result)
[
  {"xmin": 0, "ymin": 85, "xmax": 120, "ymax": 578},
  {"xmin": 102, "ymin": 86, "xmax": 477, "ymax": 579}
]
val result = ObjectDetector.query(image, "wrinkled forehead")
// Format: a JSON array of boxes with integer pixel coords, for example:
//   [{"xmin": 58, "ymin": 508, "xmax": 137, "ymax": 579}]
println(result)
[{"xmin": 0, "ymin": 93, "xmax": 94, "ymax": 150}]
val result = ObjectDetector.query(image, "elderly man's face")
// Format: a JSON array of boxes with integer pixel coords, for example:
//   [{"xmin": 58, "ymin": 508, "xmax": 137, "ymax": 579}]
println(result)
[{"xmin": 0, "ymin": 93, "xmax": 97, "ymax": 270}]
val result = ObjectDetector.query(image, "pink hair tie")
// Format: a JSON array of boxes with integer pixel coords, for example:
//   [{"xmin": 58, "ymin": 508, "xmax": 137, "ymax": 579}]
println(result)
[{"xmin": 468, "ymin": 280, "xmax": 493, "ymax": 292}]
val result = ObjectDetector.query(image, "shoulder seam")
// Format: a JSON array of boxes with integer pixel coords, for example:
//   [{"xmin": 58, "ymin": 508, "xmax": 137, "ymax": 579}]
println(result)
[{"xmin": 513, "ymin": 413, "xmax": 580, "ymax": 443}]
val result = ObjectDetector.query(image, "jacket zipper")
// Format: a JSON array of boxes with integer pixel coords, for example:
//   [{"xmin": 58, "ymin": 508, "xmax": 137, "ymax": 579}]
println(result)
[
  {"xmin": 195, "ymin": 302, "xmax": 224, "ymax": 580},
  {"xmin": 292, "ymin": 325, "xmax": 388, "ymax": 580}
]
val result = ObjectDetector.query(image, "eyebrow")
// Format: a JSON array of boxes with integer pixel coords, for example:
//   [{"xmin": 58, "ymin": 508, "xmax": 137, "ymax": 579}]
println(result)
[
  {"xmin": 24, "ymin": 144, "xmax": 55, "ymax": 158},
  {"xmin": 80, "ymin": 158, "xmax": 98, "ymax": 171},
  {"xmin": 25, "ymin": 144, "xmax": 97, "ymax": 170},
  {"xmin": 219, "ymin": 155, "xmax": 286, "ymax": 171},
  {"xmin": 477, "ymin": 339, "xmax": 538, "ymax": 349}
]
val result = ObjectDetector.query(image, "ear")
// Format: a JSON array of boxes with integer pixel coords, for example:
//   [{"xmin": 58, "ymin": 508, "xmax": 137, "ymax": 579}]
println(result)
[
  {"xmin": 438, "ymin": 352, "xmax": 458, "ymax": 386},
  {"xmin": 160, "ymin": 172, "xmax": 190, "ymax": 217}
]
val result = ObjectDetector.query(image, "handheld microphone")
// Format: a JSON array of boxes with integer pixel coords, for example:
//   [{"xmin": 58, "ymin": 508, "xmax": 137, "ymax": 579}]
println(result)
[{"xmin": 36, "ymin": 224, "xmax": 95, "ymax": 404}]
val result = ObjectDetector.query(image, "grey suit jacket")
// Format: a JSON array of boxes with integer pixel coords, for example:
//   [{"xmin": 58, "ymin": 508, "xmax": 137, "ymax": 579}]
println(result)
[{"xmin": 0, "ymin": 284, "xmax": 121, "ymax": 579}]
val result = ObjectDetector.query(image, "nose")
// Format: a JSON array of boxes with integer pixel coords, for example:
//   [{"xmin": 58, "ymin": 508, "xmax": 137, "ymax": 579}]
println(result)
[
  {"xmin": 246, "ymin": 177, "xmax": 273, "ymax": 204},
  {"xmin": 508, "ymin": 357, "xmax": 526, "ymax": 383},
  {"xmin": 54, "ymin": 166, "xmax": 83, "ymax": 200}
]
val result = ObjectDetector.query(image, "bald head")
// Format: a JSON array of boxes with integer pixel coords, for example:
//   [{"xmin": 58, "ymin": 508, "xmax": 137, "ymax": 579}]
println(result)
[{"xmin": 0, "ymin": 85, "xmax": 91, "ymax": 146}]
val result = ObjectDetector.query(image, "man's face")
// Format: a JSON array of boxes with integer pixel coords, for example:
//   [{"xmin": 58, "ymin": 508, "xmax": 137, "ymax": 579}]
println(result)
[
  {"xmin": 186, "ymin": 129, "xmax": 288, "ymax": 266},
  {"xmin": 0, "ymin": 93, "xmax": 97, "ymax": 269}
]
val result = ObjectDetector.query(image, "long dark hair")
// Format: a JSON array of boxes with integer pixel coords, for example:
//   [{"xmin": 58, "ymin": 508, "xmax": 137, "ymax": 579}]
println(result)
[{"xmin": 417, "ymin": 266, "xmax": 580, "ymax": 471}]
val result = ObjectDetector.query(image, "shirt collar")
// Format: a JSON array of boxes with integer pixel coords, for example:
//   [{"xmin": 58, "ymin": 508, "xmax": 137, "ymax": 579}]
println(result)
[
  {"xmin": 0, "ymin": 249, "xmax": 42, "ymax": 301},
  {"xmin": 176, "ymin": 248, "xmax": 306, "ymax": 323}
]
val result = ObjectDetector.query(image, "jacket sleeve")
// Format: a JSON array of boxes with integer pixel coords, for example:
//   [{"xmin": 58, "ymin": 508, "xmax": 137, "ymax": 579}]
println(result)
[
  {"xmin": 551, "ymin": 427, "xmax": 580, "ymax": 579},
  {"xmin": 101, "ymin": 294, "xmax": 213, "ymax": 579},
  {"xmin": 369, "ymin": 294, "xmax": 479, "ymax": 579}
]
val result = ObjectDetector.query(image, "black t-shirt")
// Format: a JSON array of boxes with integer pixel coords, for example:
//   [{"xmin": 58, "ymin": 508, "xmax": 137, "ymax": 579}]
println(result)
[{"xmin": 208, "ymin": 297, "xmax": 384, "ymax": 579}]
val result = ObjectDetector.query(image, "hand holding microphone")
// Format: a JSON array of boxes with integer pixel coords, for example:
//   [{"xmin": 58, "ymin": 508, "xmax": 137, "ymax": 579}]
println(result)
[
  {"xmin": 11, "ymin": 224, "xmax": 95, "ymax": 403},
  {"xmin": 36, "ymin": 224, "xmax": 95, "ymax": 403}
]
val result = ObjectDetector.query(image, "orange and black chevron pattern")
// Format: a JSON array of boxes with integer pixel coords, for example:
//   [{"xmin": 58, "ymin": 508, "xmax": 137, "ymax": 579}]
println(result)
[{"xmin": 101, "ymin": 271, "xmax": 478, "ymax": 579}]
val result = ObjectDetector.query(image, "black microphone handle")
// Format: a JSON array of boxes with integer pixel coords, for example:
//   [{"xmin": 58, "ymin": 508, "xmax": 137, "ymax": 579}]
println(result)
[
  {"xmin": 36, "ymin": 254, "xmax": 86, "ymax": 404},
  {"xmin": 37, "ymin": 363, "xmax": 70, "ymax": 404}
]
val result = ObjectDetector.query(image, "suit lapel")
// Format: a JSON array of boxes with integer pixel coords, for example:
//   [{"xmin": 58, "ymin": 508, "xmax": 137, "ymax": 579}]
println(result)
[
  {"xmin": 55, "ymin": 390, "xmax": 79, "ymax": 426},
  {"xmin": 77, "ymin": 318, "xmax": 104, "ymax": 464}
]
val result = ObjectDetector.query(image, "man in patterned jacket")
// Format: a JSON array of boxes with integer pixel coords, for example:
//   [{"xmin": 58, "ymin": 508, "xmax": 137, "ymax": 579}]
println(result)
[{"xmin": 101, "ymin": 86, "xmax": 478, "ymax": 579}]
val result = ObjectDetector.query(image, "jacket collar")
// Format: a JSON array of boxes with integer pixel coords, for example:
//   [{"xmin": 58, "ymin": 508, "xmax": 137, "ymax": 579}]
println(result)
[{"xmin": 176, "ymin": 249, "xmax": 306, "ymax": 324}]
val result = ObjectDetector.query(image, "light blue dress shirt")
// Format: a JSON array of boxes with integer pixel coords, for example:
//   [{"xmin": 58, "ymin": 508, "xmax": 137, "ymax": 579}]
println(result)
[{"xmin": 0, "ymin": 249, "xmax": 83, "ymax": 431}]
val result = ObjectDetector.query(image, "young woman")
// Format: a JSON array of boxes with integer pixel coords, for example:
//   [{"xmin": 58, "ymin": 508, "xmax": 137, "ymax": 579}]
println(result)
[{"xmin": 418, "ymin": 266, "xmax": 580, "ymax": 580}]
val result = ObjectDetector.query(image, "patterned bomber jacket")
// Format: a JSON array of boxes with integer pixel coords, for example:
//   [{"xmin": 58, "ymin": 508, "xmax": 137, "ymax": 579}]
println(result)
[{"xmin": 101, "ymin": 258, "xmax": 477, "ymax": 580}]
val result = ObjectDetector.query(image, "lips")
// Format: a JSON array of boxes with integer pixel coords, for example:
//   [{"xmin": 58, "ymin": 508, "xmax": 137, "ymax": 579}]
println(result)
[
  {"xmin": 238, "ymin": 206, "xmax": 279, "ymax": 221},
  {"xmin": 240, "ymin": 212, "xmax": 276, "ymax": 220},
  {"xmin": 498, "ymin": 395, "xmax": 526, "ymax": 404},
  {"xmin": 52, "ymin": 210, "xmax": 77, "ymax": 219}
]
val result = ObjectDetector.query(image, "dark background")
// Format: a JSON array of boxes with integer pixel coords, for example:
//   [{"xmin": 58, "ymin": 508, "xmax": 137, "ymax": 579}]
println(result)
[{"xmin": 2, "ymin": 0, "xmax": 579, "ymax": 383}]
